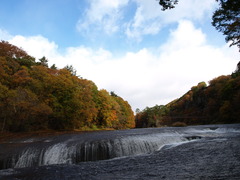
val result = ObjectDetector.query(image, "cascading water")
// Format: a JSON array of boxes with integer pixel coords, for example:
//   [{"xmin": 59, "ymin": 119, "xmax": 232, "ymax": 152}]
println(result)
[
  {"xmin": 0, "ymin": 131, "xmax": 194, "ymax": 169},
  {"xmin": 1, "ymin": 124, "xmax": 240, "ymax": 180}
]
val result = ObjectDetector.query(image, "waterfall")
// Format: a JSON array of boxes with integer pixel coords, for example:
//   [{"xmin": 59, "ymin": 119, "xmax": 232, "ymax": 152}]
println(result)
[{"xmin": 0, "ymin": 132, "xmax": 196, "ymax": 169}]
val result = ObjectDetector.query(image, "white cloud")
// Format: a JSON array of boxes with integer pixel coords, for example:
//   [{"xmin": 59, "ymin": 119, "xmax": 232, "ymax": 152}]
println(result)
[
  {"xmin": 76, "ymin": 0, "xmax": 217, "ymax": 40},
  {"xmin": 125, "ymin": 0, "xmax": 217, "ymax": 40},
  {"xmin": 9, "ymin": 35, "xmax": 59, "ymax": 61},
  {"xmin": 77, "ymin": 0, "xmax": 129, "ymax": 34},
  {"xmin": 3, "ymin": 20, "xmax": 238, "ymax": 111},
  {"xmin": 160, "ymin": 20, "xmax": 206, "ymax": 52},
  {"xmin": 161, "ymin": 0, "xmax": 216, "ymax": 22}
]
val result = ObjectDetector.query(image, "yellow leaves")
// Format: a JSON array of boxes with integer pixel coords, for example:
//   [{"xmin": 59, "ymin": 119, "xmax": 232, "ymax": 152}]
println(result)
[
  {"xmin": 97, "ymin": 89, "xmax": 135, "ymax": 129},
  {"xmin": 0, "ymin": 42, "xmax": 135, "ymax": 132},
  {"xmin": 101, "ymin": 109, "xmax": 118, "ymax": 128},
  {"xmin": 0, "ymin": 82, "xmax": 9, "ymax": 99},
  {"xmin": 13, "ymin": 67, "xmax": 32, "ymax": 87}
]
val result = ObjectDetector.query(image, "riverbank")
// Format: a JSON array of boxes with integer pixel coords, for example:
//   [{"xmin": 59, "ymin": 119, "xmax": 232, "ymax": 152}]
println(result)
[{"xmin": 0, "ymin": 128, "xmax": 115, "ymax": 143}]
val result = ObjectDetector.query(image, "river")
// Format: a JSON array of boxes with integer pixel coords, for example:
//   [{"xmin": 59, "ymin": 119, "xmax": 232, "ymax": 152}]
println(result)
[{"xmin": 0, "ymin": 124, "xmax": 240, "ymax": 179}]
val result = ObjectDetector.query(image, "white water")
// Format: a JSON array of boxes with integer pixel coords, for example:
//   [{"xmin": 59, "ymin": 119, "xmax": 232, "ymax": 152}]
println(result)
[
  {"xmin": 14, "ymin": 148, "xmax": 39, "ymax": 168},
  {"xmin": 40, "ymin": 143, "xmax": 76, "ymax": 165},
  {"xmin": 1, "ymin": 124, "xmax": 240, "ymax": 180},
  {"xmin": 8, "ymin": 126, "xmax": 240, "ymax": 169},
  {"xmin": 186, "ymin": 127, "xmax": 240, "ymax": 136},
  {"xmin": 112, "ymin": 133, "xmax": 186, "ymax": 157},
  {"xmin": 9, "ymin": 132, "xmax": 190, "ymax": 169}
]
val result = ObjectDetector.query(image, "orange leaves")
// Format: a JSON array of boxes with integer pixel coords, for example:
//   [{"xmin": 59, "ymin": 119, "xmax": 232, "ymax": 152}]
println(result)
[
  {"xmin": 0, "ymin": 41, "xmax": 29, "ymax": 59},
  {"xmin": 97, "ymin": 89, "xmax": 135, "ymax": 129},
  {"xmin": 137, "ymin": 63, "xmax": 240, "ymax": 127},
  {"xmin": 12, "ymin": 67, "xmax": 32, "ymax": 87},
  {"xmin": 0, "ymin": 42, "xmax": 135, "ymax": 132}
]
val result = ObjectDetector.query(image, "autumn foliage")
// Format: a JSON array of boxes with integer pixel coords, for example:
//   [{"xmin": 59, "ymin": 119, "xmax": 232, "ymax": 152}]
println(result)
[
  {"xmin": 0, "ymin": 41, "xmax": 135, "ymax": 132},
  {"xmin": 136, "ymin": 63, "xmax": 240, "ymax": 127}
]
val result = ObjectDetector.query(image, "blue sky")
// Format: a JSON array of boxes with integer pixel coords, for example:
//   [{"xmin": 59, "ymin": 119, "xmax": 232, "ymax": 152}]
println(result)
[{"xmin": 0, "ymin": 0, "xmax": 239, "ymax": 111}]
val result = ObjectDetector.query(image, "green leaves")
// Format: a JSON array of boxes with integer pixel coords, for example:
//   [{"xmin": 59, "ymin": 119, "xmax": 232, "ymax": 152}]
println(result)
[
  {"xmin": 136, "ymin": 62, "xmax": 240, "ymax": 127},
  {"xmin": 212, "ymin": 0, "xmax": 240, "ymax": 50},
  {"xmin": 0, "ymin": 41, "xmax": 135, "ymax": 132}
]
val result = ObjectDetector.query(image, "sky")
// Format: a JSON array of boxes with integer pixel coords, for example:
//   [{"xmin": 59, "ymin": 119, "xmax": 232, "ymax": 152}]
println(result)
[{"xmin": 0, "ymin": 0, "xmax": 239, "ymax": 112}]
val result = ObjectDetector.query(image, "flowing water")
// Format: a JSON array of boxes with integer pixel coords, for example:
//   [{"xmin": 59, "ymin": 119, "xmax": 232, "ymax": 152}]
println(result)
[{"xmin": 0, "ymin": 124, "xmax": 240, "ymax": 179}]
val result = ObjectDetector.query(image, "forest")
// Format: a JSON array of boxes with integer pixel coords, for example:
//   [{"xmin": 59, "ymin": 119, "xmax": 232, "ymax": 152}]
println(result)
[
  {"xmin": 134, "ymin": 0, "xmax": 240, "ymax": 128},
  {"xmin": 0, "ymin": 41, "xmax": 135, "ymax": 132},
  {"xmin": 1, "ymin": 41, "xmax": 239, "ymax": 132},
  {"xmin": 135, "ymin": 62, "xmax": 240, "ymax": 127}
]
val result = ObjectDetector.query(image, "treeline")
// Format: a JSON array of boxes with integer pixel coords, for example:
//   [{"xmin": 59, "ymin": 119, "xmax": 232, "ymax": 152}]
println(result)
[
  {"xmin": 0, "ymin": 41, "xmax": 135, "ymax": 132},
  {"xmin": 136, "ymin": 62, "xmax": 240, "ymax": 127}
]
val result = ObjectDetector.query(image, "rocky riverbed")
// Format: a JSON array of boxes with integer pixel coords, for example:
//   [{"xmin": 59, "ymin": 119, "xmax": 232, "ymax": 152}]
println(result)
[{"xmin": 0, "ymin": 124, "xmax": 240, "ymax": 179}]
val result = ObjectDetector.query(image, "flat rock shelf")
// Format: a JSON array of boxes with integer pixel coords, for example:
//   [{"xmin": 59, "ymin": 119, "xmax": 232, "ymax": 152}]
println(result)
[{"xmin": 0, "ymin": 124, "xmax": 240, "ymax": 179}]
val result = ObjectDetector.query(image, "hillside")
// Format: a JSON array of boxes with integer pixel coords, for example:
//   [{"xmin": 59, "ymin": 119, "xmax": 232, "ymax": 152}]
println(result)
[
  {"xmin": 136, "ymin": 62, "xmax": 240, "ymax": 127},
  {"xmin": 0, "ymin": 41, "xmax": 135, "ymax": 132}
]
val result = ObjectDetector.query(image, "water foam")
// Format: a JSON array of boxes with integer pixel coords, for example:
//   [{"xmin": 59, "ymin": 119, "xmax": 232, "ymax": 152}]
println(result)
[{"xmin": 6, "ymin": 132, "xmax": 190, "ymax": 169}]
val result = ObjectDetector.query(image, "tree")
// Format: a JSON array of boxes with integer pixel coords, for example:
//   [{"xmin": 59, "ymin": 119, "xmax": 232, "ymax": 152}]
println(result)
[
  {"xmin": 0, "ymin": 41, "xmax": 136, "ymax": 132},
  {"xmin": 0, "ymin": 41, "xmax": 33, "ymax": 59},
  {"xmin": 64, "ymin": 65, "xmax": 77, "ymax": 76},
  {"xmin": 232, "ymin": 61, "xmax": 240, "ymax": 77},
  {"xmin": 110, "ymin": 91, "xmax": 118, "ymax": 97},
  {"xmin": 50, "ymin": 64, "xmax": 57, "ymax": 70},
  {"xmin": 159, "ymin": 0, "xmax": 178, "ymax": 10},
  {"xmin": 0, "ymin": 41, "xmax": 35, "ymax": 74},
  {"xmin": 97, "ymin": 89, "xmax": 119, "ymax": 128},
  {"xmin": 5, "ymin": 87, "xmax": 52, "ymax": 132},
  {"xmin": 135, "ymin": 108, "xmax": 140, "ymax": 114},
  {"xmin": 38, "ymin": 56, "xmax": 48, "ymax": 67},
  {"xmin": 0, "ymin": 83, "xmax": 15, "ymax": 132},
  {"xmin": 212, "ymin": 0, "xmax": 240, "ymax": 50},
  {"xmin": 235, "ymin": 61, "xmax": 240, "ymax": 73},
  {"xmin": 158, "ymin": 0, "xmax": 240, "ymax": 51},
  {"xmin": 113, "ymin": 95, "xmax": 135, "ymax": 129}
]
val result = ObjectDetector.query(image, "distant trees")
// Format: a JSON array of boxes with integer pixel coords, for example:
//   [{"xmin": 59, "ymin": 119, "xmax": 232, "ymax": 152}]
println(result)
[
  {"xmin": 158, "ymin": 0, "xmax": 240, "ymax": 51},
  {"xmin": 150, "ymin": 0, "xmax": 240, "ymax": 127},
  {"xmin": 136, "ymin": 65, "xmax": 240, "ymax": 127},
  {"xmin": 0, "ymin": 41, "xmax": 135, "ymax": 132},
  {"xmin": 135, "ymin": 105, "xmax": 168, "ymax": 128}
]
